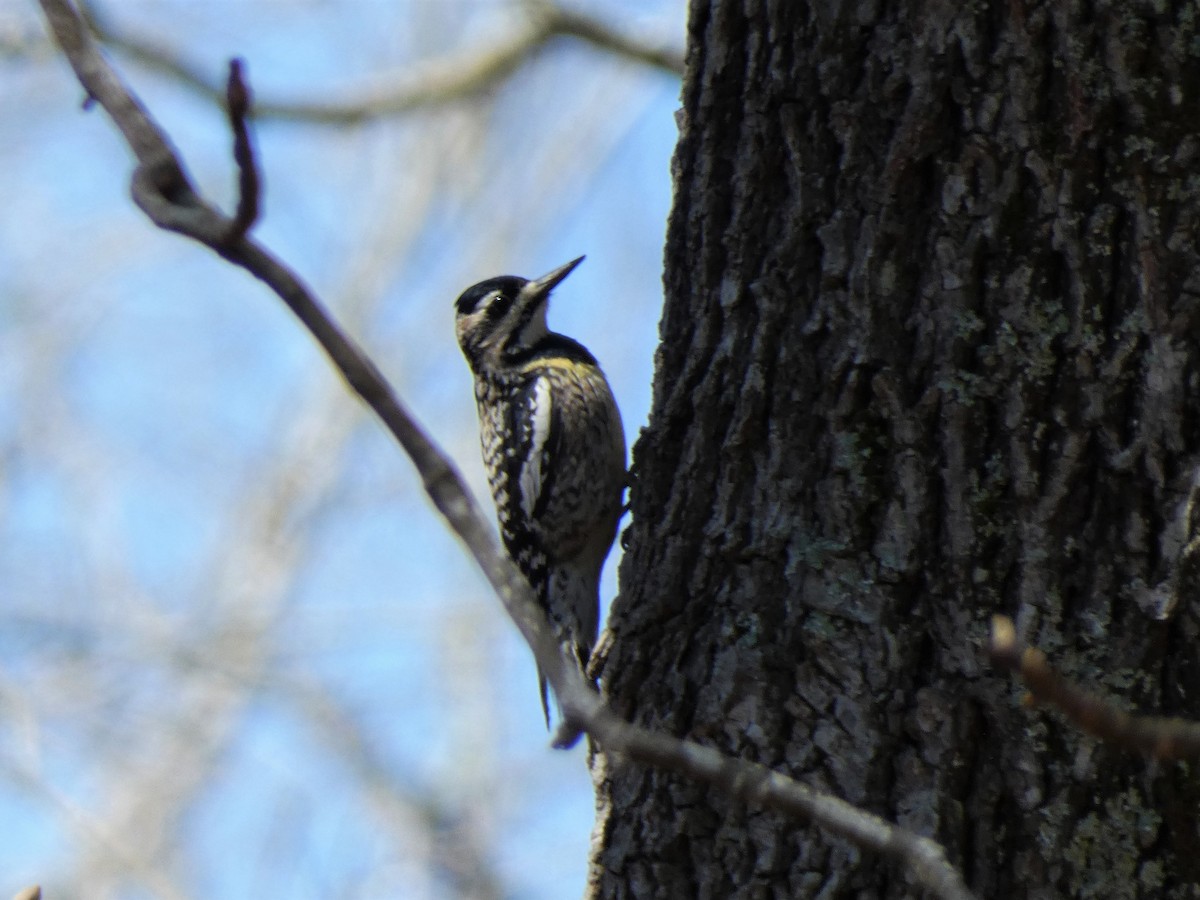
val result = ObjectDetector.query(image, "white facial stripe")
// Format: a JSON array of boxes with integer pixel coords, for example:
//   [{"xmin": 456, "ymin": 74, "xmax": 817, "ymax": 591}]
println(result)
[{"xmin": 516, "ymin": 299, "xmax": 549, "ymax": 348}]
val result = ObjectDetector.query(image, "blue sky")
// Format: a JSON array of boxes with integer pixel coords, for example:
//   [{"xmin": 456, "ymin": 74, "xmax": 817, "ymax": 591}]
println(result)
[{"xmin": 0, "ymin": 2, "xmax": 684, "ymax": 897}]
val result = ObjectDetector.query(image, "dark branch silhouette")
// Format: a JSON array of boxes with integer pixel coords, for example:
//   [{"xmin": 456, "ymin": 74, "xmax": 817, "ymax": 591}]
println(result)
[{"xmin": 221, "ymin": 58, "xmax": 258, "ymax": 244}]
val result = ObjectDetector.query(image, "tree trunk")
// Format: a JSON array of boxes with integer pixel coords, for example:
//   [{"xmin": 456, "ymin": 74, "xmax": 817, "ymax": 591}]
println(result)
[{"xmin": 591, "ymin": 2, "xmax": 1200, "ymax": 897}]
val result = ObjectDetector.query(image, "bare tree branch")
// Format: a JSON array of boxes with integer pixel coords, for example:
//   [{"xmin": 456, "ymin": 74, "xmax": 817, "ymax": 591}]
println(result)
[
  {"xmin": 42, "ymin": 0, "xmax": 583, "ymax": 752},
  {"xmin": 526, "ymin": 1, "xmax": 685, "ymax": 76},
  {"xmin": 222, "ymin": 58, "xmax": 258, "ymax": 243},
  {"xmin": 75, "ymin": 0, "xmax": 681, "ymax": 126},
  {"xmin": 585, "ymin": 707, "xmax": 975, "ymax": 900},
  {"xmin": 990, "ymin": 615, "xmax": 1200, "ymax": 759},
  {"xmin": 33, "ymin": 3, "xmax": 973, "ymax": 897}
]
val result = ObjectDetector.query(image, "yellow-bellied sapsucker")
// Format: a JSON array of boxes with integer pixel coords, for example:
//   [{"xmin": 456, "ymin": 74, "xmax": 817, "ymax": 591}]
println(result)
[{"xmin": 455, "ymin": 256, "xmax": 625, "ymax": 726}]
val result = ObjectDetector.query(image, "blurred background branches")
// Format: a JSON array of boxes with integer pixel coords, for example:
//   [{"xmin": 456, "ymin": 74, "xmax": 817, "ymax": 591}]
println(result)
[{"xmin": 0, "ymin": 2, "xmax": 682, "ymax": 897}]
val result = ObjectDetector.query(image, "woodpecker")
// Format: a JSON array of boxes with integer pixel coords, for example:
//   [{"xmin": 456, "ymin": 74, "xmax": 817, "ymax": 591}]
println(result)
[{"xmin": 454, "ymin": 256, "xmax": 625, "ymax": 727}]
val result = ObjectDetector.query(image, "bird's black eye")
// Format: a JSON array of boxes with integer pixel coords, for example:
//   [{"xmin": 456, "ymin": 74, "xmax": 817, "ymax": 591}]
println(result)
[{"xmin": 485, "ymin": 291, "xmax": 514, "ymax": 321}]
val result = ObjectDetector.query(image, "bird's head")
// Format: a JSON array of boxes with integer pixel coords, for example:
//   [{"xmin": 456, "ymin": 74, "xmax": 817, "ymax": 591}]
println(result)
[{"xmin": 454, "ymin": 256, "xmax": 584, "ymax": 371}]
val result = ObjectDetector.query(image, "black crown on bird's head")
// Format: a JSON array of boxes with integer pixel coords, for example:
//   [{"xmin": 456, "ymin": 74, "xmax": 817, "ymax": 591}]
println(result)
[{"xmin": 454, "ymin": 275, "xmax": 527, "ymax": 318}]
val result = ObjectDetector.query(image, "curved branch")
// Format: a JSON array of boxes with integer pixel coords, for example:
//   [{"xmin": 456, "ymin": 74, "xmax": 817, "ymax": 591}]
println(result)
[
  {"xmin": 527, "ymin": 2, "xmax": 685, "ymax": 76},
  {"xmin": 78, "ymin": 1, "xmax": 681, "ymax": 126},
  {"xmin": 34, "ymin": 3, "xmax": 971, "ymax": 899},
  {"xmin": 990, "ymin": 615, "xmax": 1200, "ymax": 759}
]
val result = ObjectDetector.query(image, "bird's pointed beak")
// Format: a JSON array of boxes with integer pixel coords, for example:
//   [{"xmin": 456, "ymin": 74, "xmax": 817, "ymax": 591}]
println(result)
[{"xmin": 527, "ymin": 256, "xmax": 585, "ymax": 298}]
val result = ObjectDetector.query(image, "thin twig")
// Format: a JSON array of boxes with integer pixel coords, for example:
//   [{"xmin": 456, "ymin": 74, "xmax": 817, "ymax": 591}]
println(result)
[
  {"xmin": 222, "ymin": 58, "xmax": 258, "ymax": 244},
  {"xmin": 77, "ymin": 0, "xmax": 681, "ymax": 126},
  {"xmin": 34, "ymin": 3, "xmax": 973, "ymax": 897},
  {"xmin": 990, "ymin": 615, "xmax": 1200, "ymax": 759},
  {"xmin": 531, "ymin": 3, "xmax": 685, "ymax": 76}
]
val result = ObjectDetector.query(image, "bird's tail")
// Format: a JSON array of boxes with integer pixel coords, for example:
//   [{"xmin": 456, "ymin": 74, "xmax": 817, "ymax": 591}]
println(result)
[{"xmin": 537, "ymin": 564, "xmax": 600, "ymax": 729}]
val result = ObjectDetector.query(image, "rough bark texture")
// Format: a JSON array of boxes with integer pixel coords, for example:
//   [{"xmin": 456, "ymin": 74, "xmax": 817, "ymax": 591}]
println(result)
[{"xmin": 592, "ymin": 2, "xmax": 1200, "ymax": 898}]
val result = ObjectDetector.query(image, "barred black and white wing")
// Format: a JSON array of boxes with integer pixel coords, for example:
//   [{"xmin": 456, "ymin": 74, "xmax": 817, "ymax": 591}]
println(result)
[
  {"xmin": 477, "ymin": 371, "xmax": 564, "ymax": 721},
  {"xmin": 469, "ymin": 348, "xmax": 623, "ymax": 729},
  {"xmin": 478, "ymin": 375, "xmax": 551, "ymax": 582},
  {"xmin": 514, "ymin": 373, "xmax": 565, "ymax": 722}
]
